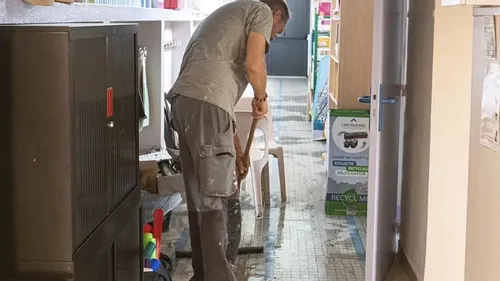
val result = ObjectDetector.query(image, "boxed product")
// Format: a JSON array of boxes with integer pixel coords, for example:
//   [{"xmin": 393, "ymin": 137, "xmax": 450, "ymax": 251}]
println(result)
[
  {"xmin": 318, "ymin": 2, "xmax": 332, "ymax": 17},
  {"xmin": 326, "ymin": 109, "xmax": 370, "ymax": 216}
]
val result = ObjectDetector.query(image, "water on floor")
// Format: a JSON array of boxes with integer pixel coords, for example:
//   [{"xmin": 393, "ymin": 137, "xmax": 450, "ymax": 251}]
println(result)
[{"xmin": 161, "ymin": 78, "xmax": 409, "ymax": 281}]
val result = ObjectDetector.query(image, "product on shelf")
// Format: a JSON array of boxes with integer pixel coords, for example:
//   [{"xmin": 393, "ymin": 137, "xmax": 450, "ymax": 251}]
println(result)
[{"xmin": 318, "ymin": 2, "xmax": 331, "ymax": 17}]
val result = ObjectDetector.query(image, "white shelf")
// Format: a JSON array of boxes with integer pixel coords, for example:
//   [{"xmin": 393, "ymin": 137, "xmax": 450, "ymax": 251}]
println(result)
[{"xmin": 0, "ymin": 1, "xmax": 206, "ymax": 24}]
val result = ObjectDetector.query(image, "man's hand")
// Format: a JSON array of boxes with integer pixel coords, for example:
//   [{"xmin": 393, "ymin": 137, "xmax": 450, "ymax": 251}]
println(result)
[
  {"xmin": 234, "ymin": 133, "xmax": 250, "ymax": 181},
  {"xmin": 236, "ymin": 153, "xmax": 250, "ymax": 181},
  {"xmin": 252, "ymin": 96, "xmax": 269, "ymax": 119}
]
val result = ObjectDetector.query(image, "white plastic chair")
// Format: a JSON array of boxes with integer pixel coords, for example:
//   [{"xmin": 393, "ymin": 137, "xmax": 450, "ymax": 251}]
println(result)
[
  {"xmin": 235, "ymin": 112, "xmax": 269, "ymax": 218},
  {"xmin": 252, "ymin": 110, "xmax": 287, "ymax": 204},
  {"xmin": 235, "ymin": 88, "xmax": 287, "ymax": 204}
]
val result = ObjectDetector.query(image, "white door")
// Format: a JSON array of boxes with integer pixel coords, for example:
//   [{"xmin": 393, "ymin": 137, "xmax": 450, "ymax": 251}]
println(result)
[{"xmin": 364, "ymin": 0, "xmax": 407, "ymax": 279}]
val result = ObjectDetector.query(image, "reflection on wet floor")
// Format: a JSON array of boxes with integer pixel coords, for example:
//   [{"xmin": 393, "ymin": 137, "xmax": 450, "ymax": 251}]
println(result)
[{"xmin": 161, "ymin": 78, "xmax": 409, "ymax": 281}]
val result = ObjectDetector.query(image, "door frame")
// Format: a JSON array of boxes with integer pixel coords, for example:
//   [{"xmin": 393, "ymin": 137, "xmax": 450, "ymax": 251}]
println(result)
[
  {"xmin": 365, "ymin": 0, "xmax": 385, "ymax": 270},
  {"xmin": 396, "ymin": 0, "xmax": 410, "ymax": 229}
]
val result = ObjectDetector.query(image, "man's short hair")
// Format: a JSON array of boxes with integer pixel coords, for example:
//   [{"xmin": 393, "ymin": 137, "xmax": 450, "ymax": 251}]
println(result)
[{"xmin": 260, "ymin": 0, "xmax": 291, "ymax": 22}]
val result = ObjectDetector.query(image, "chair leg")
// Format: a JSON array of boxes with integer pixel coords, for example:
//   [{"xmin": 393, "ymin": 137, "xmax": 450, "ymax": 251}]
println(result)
[
  {"xmin": 277, "ymin": 147, "xmax": 287, "ymax": 202},
  {"xmin": 250, "ymin": 168, "xmax": 264, "ymax": 218},
  {"xmin": 261, "ymin": 162, "xmax": 271, "ymax": 206}
]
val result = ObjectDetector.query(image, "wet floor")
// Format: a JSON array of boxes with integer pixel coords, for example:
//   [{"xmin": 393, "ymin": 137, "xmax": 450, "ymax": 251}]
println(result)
[{"xmin": 161, "ymin": 78, "xmax": 409, "ymax": 281}]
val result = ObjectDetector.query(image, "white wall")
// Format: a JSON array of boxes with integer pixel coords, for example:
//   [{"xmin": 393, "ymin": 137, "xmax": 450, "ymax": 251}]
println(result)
[
  {"xmin": 401, "ymin": 2, "xmax": 476, "ymax": 281},
  {"xmin": 424, "ymin": 4, "xmax": 474, "ymax": 281}
]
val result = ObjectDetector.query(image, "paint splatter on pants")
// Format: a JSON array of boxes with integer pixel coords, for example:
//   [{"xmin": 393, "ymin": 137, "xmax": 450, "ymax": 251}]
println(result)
[{"xmin": 226, "ymin": 180, "xmax": 241, "ymax": 265}]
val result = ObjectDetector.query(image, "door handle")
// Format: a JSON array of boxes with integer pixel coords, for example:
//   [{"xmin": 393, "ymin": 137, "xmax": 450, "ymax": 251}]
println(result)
[
  {"xmin": 358, "ymin": 95, "xmax": 396, "ymax": 105},
  {"xmin": 358, "ymin": 96, "xmax": 371, "ymax": 104},
  {"xmin": 359, "ymin": 87, "xmax": 398, "ymax": 131},
  {"xmin": 377, "ymin": 85, "xmax": 399, "ymax": 132},
  {"xmin": 382, "ymin": 97, "xmax": 397, "ymax": 104}
]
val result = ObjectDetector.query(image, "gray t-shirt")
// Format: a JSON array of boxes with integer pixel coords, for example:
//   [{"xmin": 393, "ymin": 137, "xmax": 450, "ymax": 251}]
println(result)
[{"xmin": 166, "ymin": 0, "xmax": 273, "ymax": 122}]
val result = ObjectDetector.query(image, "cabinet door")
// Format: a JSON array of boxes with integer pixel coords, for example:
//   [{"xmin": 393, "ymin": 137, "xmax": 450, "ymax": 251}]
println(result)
[
  {"xmin": 71, "ymin": 37, "xmax": 110, "ymax": 248},
  {"xmin": 115, "ymin": 210, "xmax": 142, "ymax": 281},
  {"xmin": 106, "ymin": 34, "xmax": 139, "ymax": 208}
]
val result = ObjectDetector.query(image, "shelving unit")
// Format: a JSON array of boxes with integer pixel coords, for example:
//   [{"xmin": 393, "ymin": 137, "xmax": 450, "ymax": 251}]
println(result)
[
  {"xmin": 322, "ymin": 0, "xmax": 374, "ymax": 169},
  {"xmin": 1, "ymin": 1, "xmax": 207, "ymax": 153},
  {"xmin": 308, "ymin": 0, "xmax": 332, "ymax": 120},
  {"xmin": 312, "ymin": 10, "xmax": 331, "ymax": 95},
  {"xmin": 327, "ymin": 0, "xmax": 373, "ymax": 110},
  {"xmin": 0, "ymin": 1, "xmax": 205, "ymax": 23}
]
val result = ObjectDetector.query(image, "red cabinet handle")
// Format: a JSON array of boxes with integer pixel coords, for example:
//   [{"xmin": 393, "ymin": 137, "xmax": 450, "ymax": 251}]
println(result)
[{"xmin": 106, "ymin": 87, "xmax": 113, "ymax": 118}]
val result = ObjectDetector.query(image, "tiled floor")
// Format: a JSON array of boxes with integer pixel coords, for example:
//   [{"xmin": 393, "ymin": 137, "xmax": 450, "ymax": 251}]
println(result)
[{"xmin": 161, "ymin": 78, "xmax": 409, "ymax": 281}]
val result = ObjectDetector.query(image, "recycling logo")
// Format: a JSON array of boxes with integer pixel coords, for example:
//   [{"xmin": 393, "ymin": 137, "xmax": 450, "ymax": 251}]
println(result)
[{"xmin": 343, "ymin": 189, "xmax": 359, "ymax": 206}]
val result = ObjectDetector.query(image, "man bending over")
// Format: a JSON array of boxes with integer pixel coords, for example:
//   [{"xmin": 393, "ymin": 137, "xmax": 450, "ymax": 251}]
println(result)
[{"xmin": 167, "ymin": 1, "xmax": 290, "ymax": 280}]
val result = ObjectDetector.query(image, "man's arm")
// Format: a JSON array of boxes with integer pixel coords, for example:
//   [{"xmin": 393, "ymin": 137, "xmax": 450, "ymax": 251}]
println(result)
[
  {"xmin": 245, "ymin": 32, "xmax": 268, "ymax": 100},
  {"xmin": 245, "ymin": 6, "xmax": 273, "ymax": 100},
  {"xmin": 234, "ymin": 133, "xmax": 243, "ymax": 156}
]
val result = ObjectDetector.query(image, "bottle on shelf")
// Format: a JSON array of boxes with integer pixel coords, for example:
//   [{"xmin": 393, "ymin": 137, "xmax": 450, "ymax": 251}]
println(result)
[{"xmin": 164, "ymin": 0, "xmax": 183, "ymax": 9}]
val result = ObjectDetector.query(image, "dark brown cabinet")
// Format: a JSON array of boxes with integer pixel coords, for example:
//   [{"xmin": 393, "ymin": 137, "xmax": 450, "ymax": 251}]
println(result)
[{"xmin": 0, "ymin": 23, "xmax": 142, "ymax": 281}]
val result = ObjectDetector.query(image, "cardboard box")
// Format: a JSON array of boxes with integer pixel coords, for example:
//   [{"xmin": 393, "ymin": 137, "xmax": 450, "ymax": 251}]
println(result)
[
  {"xmin": 139, "ymin": 161, "xmax": 184, "ymax": 196},
  {"xmin": 325, "ymin": 109, "xmax": 370, "ymax": 216}
]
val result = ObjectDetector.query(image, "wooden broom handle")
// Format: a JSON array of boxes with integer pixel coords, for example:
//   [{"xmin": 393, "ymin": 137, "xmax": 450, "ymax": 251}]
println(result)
[
  {"xmin": 243, "ymin": 118, "xmax": 259, "ymax": 159},
  {"xmin": 237, "ymin": 118, "xmax": 259, "ymax": 187}
]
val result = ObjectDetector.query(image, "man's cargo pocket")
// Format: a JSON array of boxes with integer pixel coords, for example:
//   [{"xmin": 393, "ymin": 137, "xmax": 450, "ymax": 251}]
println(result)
[{"xmin": 198, "ymin": 145, "xmax": 236, "ymax": 197}]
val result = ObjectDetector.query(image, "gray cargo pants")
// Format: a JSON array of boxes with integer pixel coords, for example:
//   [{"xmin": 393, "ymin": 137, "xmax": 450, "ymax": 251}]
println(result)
[{"xmin": 171, "ymin": 96, "xmax": 241, "ymax": 281}]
